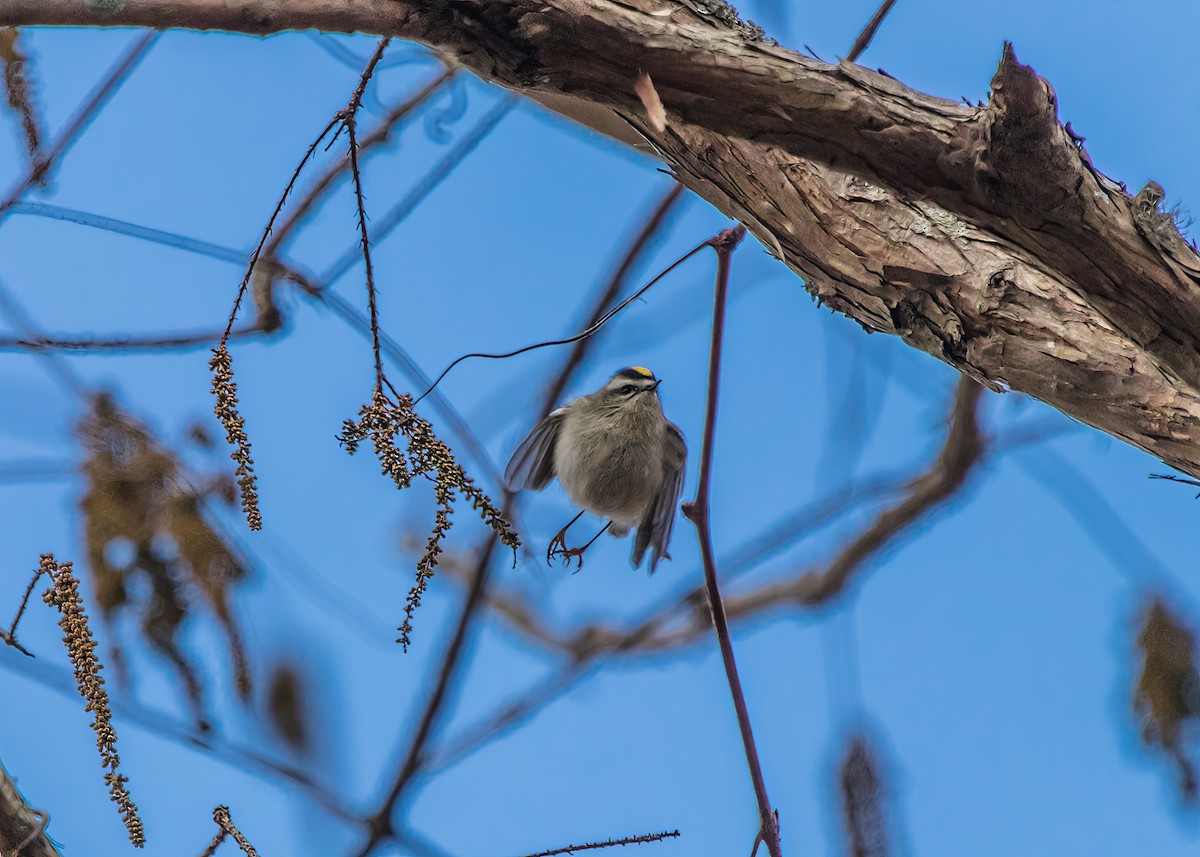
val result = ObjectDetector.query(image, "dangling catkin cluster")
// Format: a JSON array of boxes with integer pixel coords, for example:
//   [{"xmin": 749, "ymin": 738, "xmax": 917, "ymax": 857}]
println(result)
[
  {"xmin": 209, "ymin": 344, "xmax": 262, "ymax": 531},
  {"xmin": 339, "ymin": 389, "xmax": 520, "ymax": 650},
  {"xmin": 41, "ymin": 553, "xmax": 145, "ymax": 847}
]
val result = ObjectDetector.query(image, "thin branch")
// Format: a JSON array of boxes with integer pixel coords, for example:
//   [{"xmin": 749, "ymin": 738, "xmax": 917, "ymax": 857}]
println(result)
[
  {"xmin": 320, "ymin": 95, "xmax": 516, "ymax": 286},
  {"xmin": 9, "ymin": 200, "xmax": 249, "ymax": 263},
  {"xmin": 263, "ymin": 65, "xmax": 456, "ymax": 260},
  {"xmin": 425, "ymin": 659, "xmax": 591, "ymax": 776},
  {"xmin": 0, "ymin": 562, "xmax": 50, "ymax": 657},
  {"xmin": 218, "ymin": 39, "xmax": 403, "ymax": 344},
  {"xmin": 219, "ymin": 113, "xmax": 341, "ymax": 342},
  {"xmin": 846, "ymin": 0, "xmax": 898, "ymax": 63},
  {"xmin": 212, "ymin": 806, "xmax": 261, "ymax": 857},
  {"xmin": 339, "ymin": 38, "xmax": 392, "ymax": 390},
  {"xmin": 679, "ymin": 225, "xmax": 781, "ymax": 857},
  {"xmin": 514, "ymin": 829, "xmax": 681, "ymax": 857},
  {"xmin": 0, "ymin": 325, "xmax": 261, "ymax": 353}
]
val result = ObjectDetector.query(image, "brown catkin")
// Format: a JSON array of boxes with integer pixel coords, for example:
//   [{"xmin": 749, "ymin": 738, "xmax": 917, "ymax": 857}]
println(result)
[
  {"xmin": 41, "ymin": 553, "xmax": 145, "ymax": 847},
  {"xmin": 209, "ymin": 344, "xmax": 263, "ymax": 531},
  {"xmin": 340, "ymin": 389, "xmax": 520, "ymax": 650}
]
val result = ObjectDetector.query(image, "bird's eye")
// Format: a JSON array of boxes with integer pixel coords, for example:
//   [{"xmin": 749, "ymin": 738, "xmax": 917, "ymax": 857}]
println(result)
[{"xmin": 620, "ymin": 385, "xmax": 637, "ymax": 395}]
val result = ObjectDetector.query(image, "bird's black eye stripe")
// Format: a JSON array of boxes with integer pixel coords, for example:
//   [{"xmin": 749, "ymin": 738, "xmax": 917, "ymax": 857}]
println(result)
[{"xmin": 620, "ymin": 384, "xmax": 637, "ymax": 395}]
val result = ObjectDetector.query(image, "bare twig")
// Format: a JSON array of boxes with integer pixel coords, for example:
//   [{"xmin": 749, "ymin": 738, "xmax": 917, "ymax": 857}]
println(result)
[
  {"xmin": 0, "ymin": 560, "xmax": 53, "ymax": 657},
  {"xmin": 1018, "ymin": 447, "xmax": 1165, "ymax": 586},
  {"xmin": 846, "ymin": 0, "xmax": 899, "ymax": 63},
  {"xmin": 212, "ymin": 806, "xmax": 261, "ymax": 857},
  {"xmin": 9, "ymin": 199, "xmax": 249, "ymax": 263},
  {"xmin": 219, "ymin": 114, "xmax": 341, "ymax": 342},
  {"xmin": 0, "ymin": 458, "xmax": 74, "ymax": 484},
  {"xmin": 263, "ymin": 65, "xmax": 456, "ymax": 260},
  {"xmin": 320, "ymin": 95, "xmax": 516, "ymax": 286},
  {"xmin": 679, "ymin": 225, "xmax": 781, "ymax": 857},
  {"xmin": 514, "ymin": 829, "xmax": 681, "ymax": 857},
  {"xmin": 339, "ymin": 38, "xmax": 393, "ymax": 390},
  {"xmin": 0, "ymin": 325, "xmax": 261, "ymax": 352}
]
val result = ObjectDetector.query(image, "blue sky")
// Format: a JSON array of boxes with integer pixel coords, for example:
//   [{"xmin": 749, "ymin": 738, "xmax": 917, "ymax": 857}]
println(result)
[{"xmin": 2, "ymin": 1, "xmax": 1200, "ymax": 855}]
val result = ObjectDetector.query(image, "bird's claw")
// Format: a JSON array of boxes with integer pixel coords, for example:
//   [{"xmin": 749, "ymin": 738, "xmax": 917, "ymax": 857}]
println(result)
[{"xmin": 546, "ymin": 532, "xmax": 586, "ymax": 570}]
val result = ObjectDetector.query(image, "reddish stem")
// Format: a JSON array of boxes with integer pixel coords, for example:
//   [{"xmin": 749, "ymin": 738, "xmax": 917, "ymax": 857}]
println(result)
[{"xmin": 682, "ymin": 225, "xmax": 782, "ymax": 857}]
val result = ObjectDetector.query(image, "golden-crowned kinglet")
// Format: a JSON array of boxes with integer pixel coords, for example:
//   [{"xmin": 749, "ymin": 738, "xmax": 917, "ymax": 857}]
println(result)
[{"xmin": 505, "ymin": 366, "xmax": 687, "ymax": 573}]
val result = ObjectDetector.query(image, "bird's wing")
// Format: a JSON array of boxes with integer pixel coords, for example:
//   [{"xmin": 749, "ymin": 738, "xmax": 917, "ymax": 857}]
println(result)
[
  {"xmin": 503, "ymin": 408, "xmax": 565, "ymax": 492},
  {"xmin": 633, "ymin": 420, "xmax": 687, "ymax": 574}
]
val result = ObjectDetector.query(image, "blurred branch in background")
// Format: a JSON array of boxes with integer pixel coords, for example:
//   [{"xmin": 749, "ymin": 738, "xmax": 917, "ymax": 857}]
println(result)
[{"xmin": 0, "ymin": 30, "xmax": 156, "ymax": 214}]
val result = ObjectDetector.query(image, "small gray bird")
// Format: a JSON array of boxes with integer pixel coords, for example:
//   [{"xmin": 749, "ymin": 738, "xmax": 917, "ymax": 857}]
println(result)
[{"xmin": 505, "ymin": 366, "xmax": 687, "ymax": 573}]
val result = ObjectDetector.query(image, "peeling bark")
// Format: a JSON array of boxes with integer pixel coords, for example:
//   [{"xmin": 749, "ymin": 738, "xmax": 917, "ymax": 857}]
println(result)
[{"xmin": 5, "ymin": 0, "xmax": 1200, "ymax": 474}]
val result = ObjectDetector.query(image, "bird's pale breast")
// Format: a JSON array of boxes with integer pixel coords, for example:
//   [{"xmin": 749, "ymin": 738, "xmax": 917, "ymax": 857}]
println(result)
[{"xmin": 555, "ymin": 413, "xmax": 663, "ymax": 529}]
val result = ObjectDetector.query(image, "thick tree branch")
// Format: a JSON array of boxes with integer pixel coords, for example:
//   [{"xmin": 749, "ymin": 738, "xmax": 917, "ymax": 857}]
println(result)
[{"xmin": 8, "ymin": 0, "xmax": 1200, "ymax": 477}]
